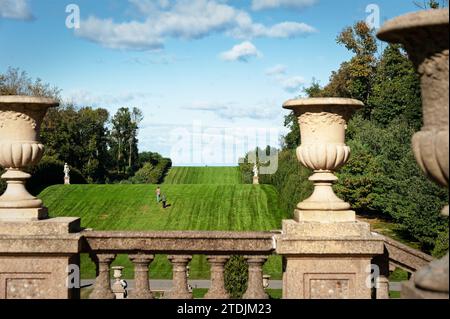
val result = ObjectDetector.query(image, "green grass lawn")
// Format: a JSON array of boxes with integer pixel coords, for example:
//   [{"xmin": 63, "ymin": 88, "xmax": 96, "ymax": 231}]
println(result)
[
  {"xmin": 39, "ymin": 182, "xmax": 287, "ymax": 279},
  {"xmin": 164, "ymin": 167, "xmax": 241, "ymax": 184}
]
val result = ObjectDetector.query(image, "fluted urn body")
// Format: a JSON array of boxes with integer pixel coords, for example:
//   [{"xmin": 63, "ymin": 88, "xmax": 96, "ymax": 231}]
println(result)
[
  {"xmin": 0, "ymin": 95, "xmax": 58, "ymax": 220},
  {"xmin": 378, "ymin": 8, "xmax": 449, "ymax": 298},
  {"xmin": 283, "ymin": 98, "xmax": 363, "ymax": 223}
]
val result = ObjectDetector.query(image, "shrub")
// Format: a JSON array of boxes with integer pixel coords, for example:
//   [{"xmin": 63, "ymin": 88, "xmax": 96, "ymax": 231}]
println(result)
[
  {"xmin": 432, "ymin": 229, "xmax": 449, "ymax": 259},
  {"xmin": 224, "ymin": 256, "xmax": 249, "ymax": 299},
  {"xmin": 131, "ymin": 158, "xmax": 172, "ymax": 184}
]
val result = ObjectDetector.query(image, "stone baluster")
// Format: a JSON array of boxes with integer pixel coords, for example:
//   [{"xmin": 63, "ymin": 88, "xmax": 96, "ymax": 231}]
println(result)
[
  {"xmin": 168, "ymin": 255, "xmax": 193, "ymax": 299},
  {"xmin": 128, "ymin": 253, "xmax": 154, "ymax": 299},
  {"xmin": 90, "ymin": 253, "xmax": 116, "ymax": 299},
  {"xmin": 243, "ymin": 256, "xmax": 269, "ymax": 299},
  {"xmin": 204, "ymin": 255, "xmax": 230, "ymax": 299}
]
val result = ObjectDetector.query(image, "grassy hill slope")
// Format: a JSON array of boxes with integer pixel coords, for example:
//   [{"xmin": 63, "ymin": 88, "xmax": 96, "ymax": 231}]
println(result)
[
  {"xmin": 39, "ymin": 183, "xmax": 286, "ymax": 279},
  {"xmin": 164, "ymin": 166, "xmax": 241, "ymax": 184}
]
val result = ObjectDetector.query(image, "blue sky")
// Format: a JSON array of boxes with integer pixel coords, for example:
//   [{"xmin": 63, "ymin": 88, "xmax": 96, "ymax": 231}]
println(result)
[{"xmin": 0, "ymin": 0, "xmax": 424, "ymax": 165}]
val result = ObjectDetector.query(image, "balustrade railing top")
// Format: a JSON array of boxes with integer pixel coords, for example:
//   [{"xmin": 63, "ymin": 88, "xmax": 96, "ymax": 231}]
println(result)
[{"xmin": 82, "ymin": 230, "xmax": 277, "ymax": 255}]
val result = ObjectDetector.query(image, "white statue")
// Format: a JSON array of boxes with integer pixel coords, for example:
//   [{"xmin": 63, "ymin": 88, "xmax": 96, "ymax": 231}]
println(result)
[
  {"xmin": 253, "ymin": 163, "xmax": 259, "ymax": 177},
  {"xmin": 64, "ymin": 163, "xmax": 70, "ymax": 185},
  {"xmin": 252, "ymin": 163, "xmax": 260, "ymax": 185}
]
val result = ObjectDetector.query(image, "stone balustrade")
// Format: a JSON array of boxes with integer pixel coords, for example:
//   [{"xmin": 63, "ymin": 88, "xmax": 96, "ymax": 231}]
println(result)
[{"xmin": 82, "ymin": 231, "xmax": 276, "ymax": 299}]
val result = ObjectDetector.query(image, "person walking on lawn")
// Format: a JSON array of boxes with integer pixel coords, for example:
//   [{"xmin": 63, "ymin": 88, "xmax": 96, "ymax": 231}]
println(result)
[
  {"xmin": 161, "ymin": 194, "xmax": 167, "ymax": 209},
  {"xmin": 156, "ymin": 187, "xmax": 161, "ymax": 203}
]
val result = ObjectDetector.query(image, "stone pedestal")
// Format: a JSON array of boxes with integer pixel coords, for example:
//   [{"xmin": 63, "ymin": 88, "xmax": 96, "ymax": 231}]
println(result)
[
  {"xmin": 277, "ymin": 220, "xmax": 384, "ymax": 299},
  {"xmin": 253, "ymin": 176, "xmax": 259, "ymax": 185},
  {"xmin": 64, "ymin": 176, "xmax": 70, "ymax": 185},
  {"xmin": 0, "ymin": 217, "xmax": 82, "ymax": 299},
  {"xmin": 0, "ymin": 207, "xmax": 48, "ymax": 221}
]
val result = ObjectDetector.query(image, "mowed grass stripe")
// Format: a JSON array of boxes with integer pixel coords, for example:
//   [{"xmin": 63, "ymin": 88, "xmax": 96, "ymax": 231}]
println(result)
[
  {"xmin": 39, "ymin": 184, "xmax": 287, "ymax": 279},
  {"xmin": 164, "ymin": 167, "xmax": 241, "ymax": 184}
]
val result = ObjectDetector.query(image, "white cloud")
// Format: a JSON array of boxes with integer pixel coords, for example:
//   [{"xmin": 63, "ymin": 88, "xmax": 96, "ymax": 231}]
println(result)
[
  {"xmin": 64, "ymin": 90, "xmax": 155, "ymax": 111},
  {"xmin": 128, "ymin": 0, "xmax": 170, "ymax": 15},
  {"xmin": 252, "ymin": 0, "xmax": 318, "ymax": 11},
  {"xmin": 229, "ymin": 20, "xmax": 316, "ymax": 39},
  {"xmin": 75, "ymin": 17, "xmax": 164, "ymax": 51},
  {"xmin": 0, "ymin": 0, "xmax": 33, "ymax": 20},
  {"xmin": 265, "ymin": 64, "xmax": 287, "ymax": 76},
  {"xmin": 281, "ymin": 76, "xmax": 306, "ymax": 93},
  {"xmin": 265, "ymin": 65, "xmax": 305, "ymax": 93},
  {"xmin": 220, "ymin": 41, "xmax": 262, "ymax": 62},
  {"xmin": 75, "ymin": 0, "xmax": 317, "ymax": 51},
  {"xmin": 185, "ymin": 100, "xmax": 279, "ymax": 120}
]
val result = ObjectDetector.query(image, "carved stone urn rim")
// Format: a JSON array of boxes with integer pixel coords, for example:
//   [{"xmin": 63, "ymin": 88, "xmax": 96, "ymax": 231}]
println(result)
[
  {"xmin": 283, "ymin": 97, "xmax": 364, "ymax": 111},
  {"xmin": 0, "ymin": 95, "xmax": 59, "ymax": 108},
  {"xmin": 377, "ymin": 8, "xmax": 449, "ymax": 42}
]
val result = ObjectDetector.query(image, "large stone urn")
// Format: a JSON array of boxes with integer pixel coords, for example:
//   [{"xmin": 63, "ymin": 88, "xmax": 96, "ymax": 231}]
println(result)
[
  {"xmin": 277, "ymin": 98, "xmax": 385, "ymax": 299},
  {"xmin": 378, "ymin": 8, "xmax": 449, "ymax": 299},
  {"xmin": 282, "ymin": 97, "xmax": 363, "ymax": 223},
  {"xmin": 0, "ymin": 95, "xmax": 59, "ymax": 220}
]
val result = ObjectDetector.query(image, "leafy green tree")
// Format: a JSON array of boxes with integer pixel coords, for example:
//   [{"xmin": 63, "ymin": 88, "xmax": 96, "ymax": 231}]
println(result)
[
  {"xmin": 335, "ymin": 116, "xmax": 448, "ymax": 252},
  {"xmin": 0, "ymin": 67, "xmax": 60, "ymax": 99},
  {"xmin": 260, "ymin": 149, "xmax": 313, "ymax": 216},
  {"xmin": 369, "ymin": 44, "xmax": 422, "ymax": 130},
  {"xmin": 129, "ymin": 107, "xmax": 143, "ymax": 170},
  {"xmin": 320, "ymin": 21, "xmax": 378, "ymax": 117},
  {"xmin": 110, "ymin": 108, "xmax": 131, "ymax": 173},
  {"xmin": 41, "ymin": 105, "xmax": 110, "ymax": 183},
  {"xmin": 131, "ymin": 156, "xmax": 172, "ymax": 184},
  {"xmin": 110, "ymin": 107, "xmax": 142, "ymax": 174}
]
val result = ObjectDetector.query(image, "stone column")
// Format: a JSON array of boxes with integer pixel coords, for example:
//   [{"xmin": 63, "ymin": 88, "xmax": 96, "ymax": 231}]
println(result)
[
  {"xmin": 377, "ymin": 8, "xmax": 449, "ymax": 300},
  {"xmin": 243, "ymin": 256, "xmax": 269, "ymax": 299},
  {"xmin": 0, "ymin": 96, "xmax": 82, "ymax": 299},
  {"xmin": 128, "ymin": 253, "xmax": 154, "ymax": 299},
  {"xmin": 276, "ymin": 98, "xmax": 385, "ymax": 299},
  {"xmin": 168, "ymin": 255, "xmax": 193, "ymax": 299},
  {"xmin": 90, "ymin": 254, "xmax": 116, "ymax": 299},
  {"xmin": 204, "ymin": 255, "xmax": 230, "ymax": 299}
]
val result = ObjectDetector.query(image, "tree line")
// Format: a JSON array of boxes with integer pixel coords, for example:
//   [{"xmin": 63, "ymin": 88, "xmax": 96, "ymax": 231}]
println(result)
[{"xmin": 0, "ymin": 67, "xmax": 171, "ymax": 193}]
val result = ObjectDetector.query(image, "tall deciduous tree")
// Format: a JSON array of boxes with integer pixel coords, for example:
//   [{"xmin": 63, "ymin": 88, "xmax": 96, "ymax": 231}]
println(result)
[
  {"xmin": 129, "ymin": 107, "xmax": 143, "ymax": 170},
  {"xmin": 110, "ymin": 107, "xmax": 142, "ymax": 174}
]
